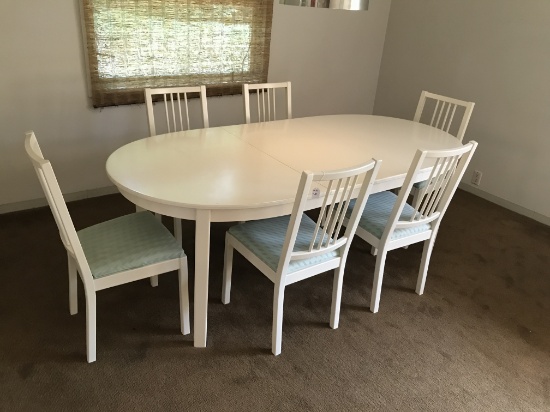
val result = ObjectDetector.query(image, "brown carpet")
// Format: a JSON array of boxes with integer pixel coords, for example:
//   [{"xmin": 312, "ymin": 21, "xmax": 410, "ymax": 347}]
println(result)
[{"xmin": 1, "ymin": 190, "xmax": 549, "ymax": 411}]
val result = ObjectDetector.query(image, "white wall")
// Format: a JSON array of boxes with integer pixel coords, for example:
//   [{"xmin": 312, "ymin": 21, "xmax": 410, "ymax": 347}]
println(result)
[
  {"xmin": 374, "ymin": 0, "xmax": 550, "ymax": 223},
  {"xmin": 0, "ymin": 0, "xmax": 390, "ymax": 212}
]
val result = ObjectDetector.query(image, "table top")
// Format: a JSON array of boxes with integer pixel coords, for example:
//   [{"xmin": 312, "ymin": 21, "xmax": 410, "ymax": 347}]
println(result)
[{"xmin": 106, "ymin": 115, "xmax": 462, "ymax": 221}]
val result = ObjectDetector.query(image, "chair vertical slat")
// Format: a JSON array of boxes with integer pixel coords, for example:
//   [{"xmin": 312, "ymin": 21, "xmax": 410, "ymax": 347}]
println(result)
[
  {"xmin": 262, "ymin": 89, "xmax": 267, "ymax": 122},
  {"xmin": 413, "ymin": 157, "xmax": 443, "ymax": 219},
  {"xmin": 319, "ymin": 178, "xmax": 344, "ymax": 249},
  {"xmin": 426, "ymin": 155, "xmax": 460, "ymax": 216},
  {"xmin": 446, "ymin": 104, "xmax": 457, "ymax": 133},
  {"xmin": 421, "ymin": 160, "xmax": 449, "ymax": 217},
  {"xmin": 256, "ymin": 90, "xmax": 261, "ymax": 122},
  {"xmin": 435, "ymin": 101, "xmax": 445, "ymax": 129},
  {"xmin": 176, "ymin": 94, "xmax": 184, "ymax": 131},
  {"xmin": 309, "ymin": 180, "xmax": 333, "ymax": 251},
  {"xmin": 272, "ymin": 88, "xmax": 277, "ymax": 120},
  {"xmin": 183, "ymin": 93, "xmax": 190, "ymax": 130},
  {"xmin": 170, "ymin": 93, "xmax": 177, "ymax": 133},
  {"xmin": 163, "ymin": 94, "xmax": 171, "ymax": 133},
  {"xmin": 267, "ymin": 88, "xmax": 272, "ymax": 121},
  {"xmin": 441, "ymin": 102, "xmax": 451, "ymax": 132},
  {"xmin": 324, "ymin": 177, "xmax": 351, "ymax": 247},
  {"xmin": 333, "ymin": 175, "xmax": 358, "ymax": 238},
  {"xmin": 430, "ymin": 100, "xmax": 440, "ymax": 126}
]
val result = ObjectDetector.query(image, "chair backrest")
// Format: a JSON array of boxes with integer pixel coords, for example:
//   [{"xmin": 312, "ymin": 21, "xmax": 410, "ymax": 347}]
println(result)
[
  {"xmin": 243, "ymin": 81, "xmax": 292, "ymax": 124},
  {"xmin": 144, "ymin": 85, "xmax": 209, "ymax": 136},
  {"xmin": 276, "ymin": 159, "xmax": 381, "ymax": 277},
  {"xmin": 413, "ymin": 91, "xmax": 475, "ymax": 142},
  {"xmin": 382, "ymin": 141, "xmax": 478, "ymax": 243},
  {"xmin": 24, "ymin": 132, "xmax": 94, "ymax": 285}
]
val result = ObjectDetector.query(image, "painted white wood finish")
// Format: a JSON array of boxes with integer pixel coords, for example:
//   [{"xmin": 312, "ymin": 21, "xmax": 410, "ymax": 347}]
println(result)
[
  {"xmin": 25, "ymin": 132, "xmax": 190, "ymax": 363},
  {"xmin": 243, "ymin": 82, "xmax": 292, "ymax": 124},
  {"xmin": 106, "ymin": 114, "xmax": 463, "ymax": 348},
  {"xmin": 349, "ymin": 142, "xmax": 478, "ymax": 313},
  {"xmin": 222, "ymin": 159, "xmax": 381, "ymax": 355}
]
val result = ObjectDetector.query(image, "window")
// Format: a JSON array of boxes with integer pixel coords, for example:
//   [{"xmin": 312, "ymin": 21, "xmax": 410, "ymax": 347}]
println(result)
[{"xmin": 81, "ymin": 0, "xmax": 274, "ymax": 108}]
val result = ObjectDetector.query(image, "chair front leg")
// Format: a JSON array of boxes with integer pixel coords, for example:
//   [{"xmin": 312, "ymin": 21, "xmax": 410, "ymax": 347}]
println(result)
[
  {"xmin": 68, "ymin": 254, "xmax": 78, "ymax": 315},
  {"xmin": 330, "ymin": 266, "xmax": 345, "ymax": 329},
  {"xmin": 272, "ymin": 281, "xmax": 286, "ymax": 356},
  {"xmin": 85, "ymin": 288, "xmax": 97, "ymax": 363},
  {"xmin": 221, "ymin": 234, "xmax": 234, "ymax": 304},
  {"xmin": 370, "ymin": 249, "xmax": 388, "ymax": 314},
  {"xmin": 416, "ymin": 237, "xmax": 436, "ymax": 295},
  {"xmin": 179, "ymin": 257, "xmax": 191, "ymax": 335}
]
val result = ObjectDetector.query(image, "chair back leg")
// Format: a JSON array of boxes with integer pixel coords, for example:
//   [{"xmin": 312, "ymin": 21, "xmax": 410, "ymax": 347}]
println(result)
[
  {"xmin": 68, "ymin": 254, "xmax": 78, "ymax": 315},
  {"xmin": 370, "ymin": 249, "xmax": 388, "ymax": 313},
  {"xmin": 221, "ymin": 234, "xmax": 234, "ymax": 305},
  {"xmin": 272, "ymin": 282, "xmax": 286, "ymax": 355},
  {"xmin": 179, "ymin": 257, "xmax": 191, "ymax": 335},
  {"xmin": 416, "ymin": 237, "xmax": 436, "ymax": 295},
  {"xmin": 330, "ymin": 266, "xmax": 346, "ymax": 329}
]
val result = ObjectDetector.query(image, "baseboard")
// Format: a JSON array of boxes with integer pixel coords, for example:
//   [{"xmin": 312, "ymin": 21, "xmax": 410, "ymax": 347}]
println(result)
[
  {"xmin": 459, "ymin": 183, "xmax": 550, "ymax": 226},
  {"xmin": 0, "ymin": 186, "xmax": 120, "ymax": 215}
]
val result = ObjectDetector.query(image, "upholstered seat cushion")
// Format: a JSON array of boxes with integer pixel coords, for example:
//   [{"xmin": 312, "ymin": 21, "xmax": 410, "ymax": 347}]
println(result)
[
  {"xmin": 228, "ymin": 214, "xmax": 339, "ymax": 274},
  {"xmin": 348, "ymin": 191, "xmax": 431, "ymax": 240},
  {"xmin": 78, "ymin": 212, "xmax": 185, "ymax": 279}
]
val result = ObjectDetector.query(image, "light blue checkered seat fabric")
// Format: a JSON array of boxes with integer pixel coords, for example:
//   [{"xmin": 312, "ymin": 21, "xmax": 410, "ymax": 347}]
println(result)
[
  {"xmin": 347, "ymin": 191, "xmax": 431, "ymax": 240},
  {"xmin": 228, "ymin": 215, "xmax": 339, "ymax": 274},
  {"xmin": 78, "ymin": 212, "xmax": 185, "ymax": 279}
]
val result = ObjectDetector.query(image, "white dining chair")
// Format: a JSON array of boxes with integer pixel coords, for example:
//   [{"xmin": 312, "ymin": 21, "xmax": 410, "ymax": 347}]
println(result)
[
  {"xmin": 144, "ymin": 85, "xmax": 210, "ymax": 256},
  {"xmin": 221, "ymin": 159, "xmax": 381, "ymax": 355},
  {"xmin": 25, "ymin": 131, "xmax": 190, "ymax": 363},
  {"xmin": 347, "ymin": 141, "xmax": 478, "ymax": 313},
  {"xmin": 145, "ymin": 85, "xmax": 209, "ymax": 135},
  {"xmin": 243, "ymin": 81, "xmax": 292, "ymax": 124},
  {"xmin": 410, "ymin": 91, "xmax": 475, "ymax": 207},
  {"xmin": 414, "ymin": 91, "xmax": 475, "ymax": 142}
]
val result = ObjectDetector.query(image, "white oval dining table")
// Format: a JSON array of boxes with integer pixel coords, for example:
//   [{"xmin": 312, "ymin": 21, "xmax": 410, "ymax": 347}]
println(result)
[{"xmin": 106, "ymin": 114, "xmax": 463, "ymax": 348}]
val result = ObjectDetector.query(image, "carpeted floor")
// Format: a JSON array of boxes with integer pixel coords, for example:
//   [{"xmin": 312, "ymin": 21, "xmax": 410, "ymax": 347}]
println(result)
[{"xmin": 1, "ymin": 190, "xmax": 549, "ymax": 411}]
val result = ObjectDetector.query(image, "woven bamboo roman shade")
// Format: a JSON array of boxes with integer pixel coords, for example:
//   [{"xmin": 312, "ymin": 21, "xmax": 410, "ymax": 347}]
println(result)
[{"xmin": 81, "ymin": 0, "xmax": 274, "ymax": 108}]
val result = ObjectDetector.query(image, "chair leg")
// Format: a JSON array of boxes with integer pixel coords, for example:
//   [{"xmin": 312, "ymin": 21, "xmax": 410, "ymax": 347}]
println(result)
[
  {"xmin": 68, "ymin": 255, "xmax": 78, "ymax": 315},
  {"xmin": 174, "ymin": 218, "xmax": 182, "ymax": 245},
  {"xmin": 370, "ymin": 246, "xmax": 378, "ymax": 256},
  {"xmin": 370, "ymin": 249, "xmax": 388, "ymax": 314},
  {"xmin": 411, "ymin": 187, "xmax": 421, "ymax": 209},
  {"xmin": 272, "ymin": 282, "xmax": 286, "ymax": 356},
  {"xmin": 179, "ymin": 257, "xmax": 191, "ymax": 335},
  {"xmin": 85, "ymin": 289, "xmax": 97, "ymax": 363},
  {"xmin": 221, "ymin": 235, "xmax": 234, "ymax": 305},
  {"xmin": 330, "ymin": 266, "xmax": 345, "ymax": 329},
  {"xmin": 416, "ymin": 238, "xmax": 435, "ymax": 295}
]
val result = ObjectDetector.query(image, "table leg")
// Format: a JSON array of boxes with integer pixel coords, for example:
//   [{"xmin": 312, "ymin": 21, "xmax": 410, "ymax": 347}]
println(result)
[{"xmin": 194, "ymin": 209, "xmax": 211, "ymax": 347}]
